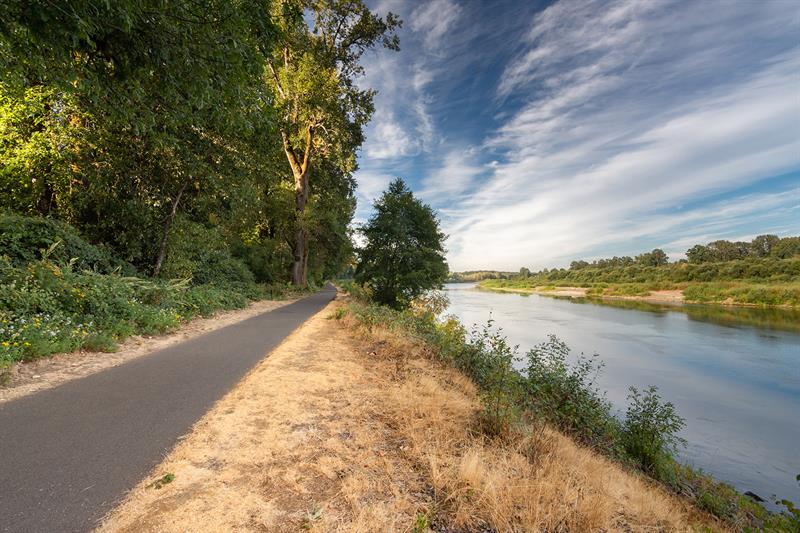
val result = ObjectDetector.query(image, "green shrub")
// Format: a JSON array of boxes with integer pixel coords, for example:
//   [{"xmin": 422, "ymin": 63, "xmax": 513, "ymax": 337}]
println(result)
[
  {"xmin": 159, "ymin": 218, "xmax": 255, "ymax": 285},
  {"xmin": 82, "ymin": 332, "xmax": 118, "ymax": 352},
  {"xmin": 0, "ymin": 251, "xmax": 293, "ymax": 367},
  {"xmin": 0, "ymin": 213, "xmax": 134, "ymax": 274},
  {"xmin": 523, "ymin": 335, "xmax": 619, "ymax": 450},
  {"xmin": 467, "ymin": 322, "xmax": 522, "ymax": 437},
  {"xmin": 621, "ymin": 386, "xmax": 686, "ymax": 478}
]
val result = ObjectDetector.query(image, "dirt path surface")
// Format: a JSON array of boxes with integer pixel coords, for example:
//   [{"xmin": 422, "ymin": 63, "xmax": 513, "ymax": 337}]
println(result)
[
  {"xmin": 98, "ymin": 298, "xmax": 721, "ymax": 532},
  {"xmin": 0, "ymin": 288, "xmax": 334, "ymax": 533},
  {"xmin": 1, "ymin": 299, "xmax": 293, "ymax": 405}
]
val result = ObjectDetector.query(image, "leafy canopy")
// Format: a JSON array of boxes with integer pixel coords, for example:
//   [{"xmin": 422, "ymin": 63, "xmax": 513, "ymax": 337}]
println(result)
[{"xmin": 355, "ymin": 178, "xmax": 448, "ymax": 309}]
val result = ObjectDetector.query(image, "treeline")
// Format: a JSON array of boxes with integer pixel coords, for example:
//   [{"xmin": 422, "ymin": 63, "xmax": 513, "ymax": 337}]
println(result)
[
  {"xmin": 565, "ymin": 235, "xmax": 799, "ymax": 271},
  {"xmin": 686, "ymin": 235, "xmax": 799, "ymax": 263},
  {"xmin": 514, "ymin": 257, "xmax": 800, "ymax": 286},
  {"xmin": 513, "ymin": 235, "xmax": 800, "ymax": 285},
  {"xmin": 0, "ymin": 1, "xmax": 400, "ymax": 369},
  {"xmin": 1, "ymin": 0, "xmax": 400, "ymax": 286},
  {"xmin": 446, "ymin": 270, "xmax": 516, "ymax": 282}
]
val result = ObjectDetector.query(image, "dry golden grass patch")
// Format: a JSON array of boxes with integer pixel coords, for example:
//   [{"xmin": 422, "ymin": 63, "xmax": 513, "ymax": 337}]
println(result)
[{"xmin": 99, "ymin": 298, "xmax": 724, "ymax": 532}]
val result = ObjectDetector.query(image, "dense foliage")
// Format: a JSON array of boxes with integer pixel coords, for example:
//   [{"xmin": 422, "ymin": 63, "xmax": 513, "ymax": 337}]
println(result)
[
  {"xmin": 0, "ymin": 216, "xmax": 304, "ymax": 373},
  {"xmin": 446, "ymin": 270, "xmax": 515, "ymax": 282},
  {"xmin": 355, "ymin": 179, "xmax": 448, "ymax": 309},
  {"xmin": 0, "ymin": 0, "xmax": 396, "ymax": 286}
]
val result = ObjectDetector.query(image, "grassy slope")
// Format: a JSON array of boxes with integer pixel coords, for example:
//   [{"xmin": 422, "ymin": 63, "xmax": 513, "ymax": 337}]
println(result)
[
  {"xmin": 338, "ymin": 292, "xmax": 799, "ymax": 531},
  {"xmin": 98, "ymin": 298, "xmax": 724, "ymax": 532}
]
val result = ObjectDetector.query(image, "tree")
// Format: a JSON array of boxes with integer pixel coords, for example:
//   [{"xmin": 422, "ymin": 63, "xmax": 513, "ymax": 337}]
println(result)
[
  {"xmin": 772, "ymin": 236, "xmax": 800, "ymax": 259},
  {"xmin": 0, "ymin": 0, "xmax": 277, "ymax": 274},
  {"xmin": 266, "ymin": 0, "xmax": 400, "ymax": 286},
  {"xmin": 519, "ymin": 267, "xmax": 530, "ymax": 278},
  {"xmin": 636, "ymin": 248, "xmax": 668, "ymax": 267},
  {"xmin": 355, "ymin": 178, "xmax": 448, "ymax": 309},
  {"xmin": 686, "ymin": 244, "xmax": 711, "ymax": 264},
  {"xmin": 750, "ymin": 234, "xmax": 779, "ymax": 257}
]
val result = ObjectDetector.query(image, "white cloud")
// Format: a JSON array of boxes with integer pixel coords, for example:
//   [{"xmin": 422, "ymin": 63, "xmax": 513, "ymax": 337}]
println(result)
[
  {"xmin": 365, "ymin": 111, "xmax": 415, "ymax": 159},
  {"xmin": 418, "ymin": 149, "xmax": 485, "ymax": 200},
  {"xmin": 442, "ymin": 0, "xmax": 800, "ymax": 270},
  {"xmin": 355, "ymin": 0, "xmax": 800, "ymax": 271},
  {"xmin": 410, "ymin": 0, "xmax": 462, "ymax": 52}
]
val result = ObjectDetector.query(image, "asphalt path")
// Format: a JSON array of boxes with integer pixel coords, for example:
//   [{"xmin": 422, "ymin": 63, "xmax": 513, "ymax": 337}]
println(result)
[{"xmin": 0, "ymin": 286, "xmax": 335, "ymax": 532}]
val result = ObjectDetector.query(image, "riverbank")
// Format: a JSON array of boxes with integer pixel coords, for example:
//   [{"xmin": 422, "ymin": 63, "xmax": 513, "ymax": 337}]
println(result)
[
  {"xmin": 98, "ymin": 296, "xmax": 733, "ymax": 532},
  {"xmin": 477, "ymin": 281, "xmax": 800, "ymax": 308}
]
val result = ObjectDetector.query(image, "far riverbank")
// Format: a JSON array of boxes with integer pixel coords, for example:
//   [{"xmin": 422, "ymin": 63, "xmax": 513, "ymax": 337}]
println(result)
[{"xmin": 477, "ymin": 280, "xmax": 800, "ymax": 309}]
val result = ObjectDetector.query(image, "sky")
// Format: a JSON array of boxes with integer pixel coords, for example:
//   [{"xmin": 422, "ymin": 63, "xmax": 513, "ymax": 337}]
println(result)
[{"xmin": 354, "ymin": 0, "xmax": 800, "ymax": 271}]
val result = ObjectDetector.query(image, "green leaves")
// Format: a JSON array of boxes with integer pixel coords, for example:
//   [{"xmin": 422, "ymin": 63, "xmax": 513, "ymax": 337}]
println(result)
[
  {"xmin": 355, "ymin": 178, "xmax": 448, "ymax": 309},
  {"xmin": 622, "ymin": 385, "xmax": 686, "ymax": 477}
]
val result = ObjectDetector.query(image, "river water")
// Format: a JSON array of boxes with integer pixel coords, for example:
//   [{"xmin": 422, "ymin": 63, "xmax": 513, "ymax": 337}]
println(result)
[{"xmin": 443, "ymin": 283, "xmax": 800, "ymax": 505}]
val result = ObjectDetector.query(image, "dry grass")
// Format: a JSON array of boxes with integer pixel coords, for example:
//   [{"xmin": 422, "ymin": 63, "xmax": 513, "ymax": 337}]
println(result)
[{"xmin": 98, "ymin": 298, "xmax": 724, "ymax": 532}]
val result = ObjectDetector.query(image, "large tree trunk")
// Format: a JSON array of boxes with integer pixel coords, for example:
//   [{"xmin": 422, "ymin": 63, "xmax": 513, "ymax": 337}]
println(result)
[
  {"xmin": 153, "ymin": 179, "xmax": 189, "ymax": 277},
  {"xmin": 291, "ymin": 226, "xmax": 308, "ymax": 286},
  {"xmin": 290, "ymin": 167, "xmax": 310, "ymax": 286},
  {"xmin": 282, "ymin": 126, "xmax": 313, "ymax": 287}
]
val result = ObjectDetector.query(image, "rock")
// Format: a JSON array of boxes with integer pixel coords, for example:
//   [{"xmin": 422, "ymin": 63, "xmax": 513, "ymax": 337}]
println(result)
[{"xmin": 744, "ymin": 490, "xmax": 765, "ymax": 502}]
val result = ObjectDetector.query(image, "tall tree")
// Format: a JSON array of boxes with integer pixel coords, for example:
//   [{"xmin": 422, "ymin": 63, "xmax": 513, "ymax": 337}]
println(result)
[
  {"xmin": 266, "ymin": 0, "xmax": 400, "ymax": 285},
  {"xmin": 1, "ymin": 0, "xmax": 276, "ymax": 274},
  {"xmin": 355, "ymin": 178, "xmax": 448, "ymax": 309}
]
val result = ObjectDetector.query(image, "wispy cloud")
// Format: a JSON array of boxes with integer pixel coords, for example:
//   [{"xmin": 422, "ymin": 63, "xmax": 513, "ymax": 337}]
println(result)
[
  {"xmin": 410, "ymin": 0, "xmax": 463, "ymax": 52},
  {"xmin": 356, "ymin": 0, "xmax": 800, "ymax": 269}
]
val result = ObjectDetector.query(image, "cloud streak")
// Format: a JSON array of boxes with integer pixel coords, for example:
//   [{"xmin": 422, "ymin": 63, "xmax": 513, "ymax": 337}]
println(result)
[{"xmin": 356, "ymin": 0, "xmax": 800, "ymax": 270}]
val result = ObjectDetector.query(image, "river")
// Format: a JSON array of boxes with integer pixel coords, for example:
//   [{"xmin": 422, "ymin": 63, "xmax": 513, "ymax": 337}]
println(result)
[{"xmin": 443, "ymin": 283, "xmax": 800, "ymax": 505}]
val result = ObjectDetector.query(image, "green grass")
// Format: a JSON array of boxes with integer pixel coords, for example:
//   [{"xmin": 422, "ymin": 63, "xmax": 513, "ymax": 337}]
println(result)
[
  {"xmin": 683, "ymin": 281, "xmax": 800, "ymax": 306},
  {"xmin": 0, "ymin": 255, "xmax": 306, "ymax": 374}
]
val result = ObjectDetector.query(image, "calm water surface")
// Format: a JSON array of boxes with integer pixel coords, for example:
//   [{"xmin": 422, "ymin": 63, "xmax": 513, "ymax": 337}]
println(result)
[{"xmin": 444, "ymin": 283, "xmax": 800, "ymax": 504}]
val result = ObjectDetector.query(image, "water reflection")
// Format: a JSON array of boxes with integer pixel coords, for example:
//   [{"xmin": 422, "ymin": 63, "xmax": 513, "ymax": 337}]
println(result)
[{"xmin": 560, "ymin": 296, "xmax": 800, "ymax": 333}]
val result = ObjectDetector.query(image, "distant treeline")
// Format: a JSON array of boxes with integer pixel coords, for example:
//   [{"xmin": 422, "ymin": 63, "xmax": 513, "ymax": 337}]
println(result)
[
  {"xmin": 446, "ymin": 270, "xmax": 516, "ymax": 283},
  {"xmin": 513, "ymin": 235, "xmax": 800, "ymax": 282},
  {"xmin": 566, "ymin": 235, "xmax": 799, "ymax": 271},
  {"xmin": 476, "ymin": 235, "xmax": 800, "ymax": 307}
]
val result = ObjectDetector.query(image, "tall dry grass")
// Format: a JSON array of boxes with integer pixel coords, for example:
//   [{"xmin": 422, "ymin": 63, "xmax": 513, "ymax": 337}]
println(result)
[{"xmin": 341, "ymin": 306, "xmax": 726, "ymax": 532}]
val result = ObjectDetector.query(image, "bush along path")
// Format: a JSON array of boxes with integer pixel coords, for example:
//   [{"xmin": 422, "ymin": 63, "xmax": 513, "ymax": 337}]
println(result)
[{"xmin": 0, "ymin": 286, "xmax": 335, "ymax": 533}]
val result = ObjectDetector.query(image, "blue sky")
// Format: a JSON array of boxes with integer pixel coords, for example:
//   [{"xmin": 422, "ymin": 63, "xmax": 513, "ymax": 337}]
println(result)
[{"xmin": 355, "ymin": 0, "xmax": 800, "ymax": 271}]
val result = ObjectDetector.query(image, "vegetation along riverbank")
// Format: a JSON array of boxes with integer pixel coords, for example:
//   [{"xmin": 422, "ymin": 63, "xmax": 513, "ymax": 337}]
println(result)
[
  {"xmin": 474, "ymin": 235, "xmax": 800, "ymax": 308},
  {"xmin": 343, "ymin": 183, "xmax": 799, "ymax": 531}
]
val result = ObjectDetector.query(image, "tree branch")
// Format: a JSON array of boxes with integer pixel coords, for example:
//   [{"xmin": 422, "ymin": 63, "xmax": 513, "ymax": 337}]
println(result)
[
  {"xmin": 301, "ymin": 124, "xmax": 314, "ymax": 174},
  {"xmin": 267, "ymin": 60, "xmax": 286, "ymax": 99},
  {"xmin": 281, "ymin": 130, "xmax": 302, "ymax": 176}
]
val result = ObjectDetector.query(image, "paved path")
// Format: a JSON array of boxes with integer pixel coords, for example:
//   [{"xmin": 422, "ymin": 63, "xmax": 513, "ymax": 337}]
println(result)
[{"xmin": 0, "ymin": 287, "xmax": 336, "ymax": 532}]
